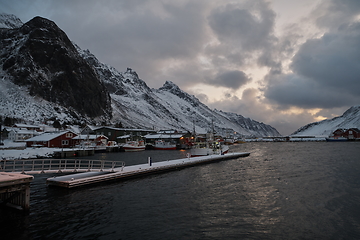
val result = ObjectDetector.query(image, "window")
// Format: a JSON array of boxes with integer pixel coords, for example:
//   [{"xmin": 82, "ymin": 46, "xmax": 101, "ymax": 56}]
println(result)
[
  {"xmin": 62, "ymin": 140, "xmax": 69, "ymax": 145},
  {"xmin": 108, "ymin": 132, "xmax": 111, "ymax": 136},
  {"xmin": 66, "ymin": 133, "xmax": 73, "ymax": 138}
]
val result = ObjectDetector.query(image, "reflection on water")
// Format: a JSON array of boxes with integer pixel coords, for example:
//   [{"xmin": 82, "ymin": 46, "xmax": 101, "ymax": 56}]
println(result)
[{"xmin": 1, "ymin": 142, "xmax": 360, "ymax": 239}]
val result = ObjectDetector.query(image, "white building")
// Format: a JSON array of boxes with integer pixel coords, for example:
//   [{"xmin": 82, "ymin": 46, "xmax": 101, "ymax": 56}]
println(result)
[{"xmin": 8, "ymin": 128, "xmax": 40, "ymax": 142}]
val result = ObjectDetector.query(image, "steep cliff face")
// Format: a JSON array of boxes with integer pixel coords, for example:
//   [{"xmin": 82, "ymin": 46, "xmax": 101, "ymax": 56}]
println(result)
[{"xmin": 0, "ymin": 16, "xmax": 111, "ymax": 119}]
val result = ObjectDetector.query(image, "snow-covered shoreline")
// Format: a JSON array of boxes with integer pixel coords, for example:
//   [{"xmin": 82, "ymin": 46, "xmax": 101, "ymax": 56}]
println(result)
[{"xmin": 1, "ymin": 140, "xmax": 72, "ymax": 160}]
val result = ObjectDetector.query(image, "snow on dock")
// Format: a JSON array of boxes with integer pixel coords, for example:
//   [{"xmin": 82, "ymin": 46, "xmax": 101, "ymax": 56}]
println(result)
[{"xmin": 46, "ymin": 152, "xmax": 250, "ymax": 188}]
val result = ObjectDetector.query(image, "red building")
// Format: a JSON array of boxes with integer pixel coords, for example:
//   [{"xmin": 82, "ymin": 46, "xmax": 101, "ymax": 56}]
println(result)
[
  {"xmin": 330, "ymin": 129, "xmax": 345, "ymax": 138},
  {"xmin": 71, "ymin": 134, "xmax": 108, "ymax": 147},
  {"xmin": 25, "ymin": 131, "xmax": 77, "ymax": 148},
  {"xmin": 343, "ymin": 128, "xmax": 360, "ymax": 140}
]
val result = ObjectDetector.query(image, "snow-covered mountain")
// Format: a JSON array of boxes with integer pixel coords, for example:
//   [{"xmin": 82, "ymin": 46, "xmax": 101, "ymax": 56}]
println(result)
[
  {"xmin": 78, "ymin": 47, "xmax": 280, "ymax": 137},
  {"xmin": 0, "ymin": 14, "xmax": 280, "ymax": 137},
  {"xmin": 292, "ymin": 105, "xmax": 360, "ymax": 136},
  {"xmin": 0, "ymin": 13, "xmax": 23, "ymax": 29}
]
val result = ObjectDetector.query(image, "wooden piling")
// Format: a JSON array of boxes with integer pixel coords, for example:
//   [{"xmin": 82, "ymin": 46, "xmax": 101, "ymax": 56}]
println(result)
[{"xmin": 0, "ymin": 173, "xmax": 34, "ymax": 211}]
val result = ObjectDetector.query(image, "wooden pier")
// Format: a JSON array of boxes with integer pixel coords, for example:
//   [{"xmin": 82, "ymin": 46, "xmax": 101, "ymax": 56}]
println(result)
[
  {"xmin": 0, "ymin": 172, "xmax": 33, "ymax": 211},
  {"xmin": 53, "ymin": 148, "xmax": 95, "ymax": 158},
  {"xmin": 46, "ymin": 152, "xmax": 250, "ymax": 188}
]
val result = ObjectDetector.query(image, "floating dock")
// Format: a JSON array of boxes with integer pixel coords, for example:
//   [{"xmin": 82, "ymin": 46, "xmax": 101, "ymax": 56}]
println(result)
[
  {"xmin": 0, "ymin": 172, "xmax": 34, "ymax": 211},
  {"xmin": 46, "ymin": 152, "xmax": 250, "ymax": 188}
]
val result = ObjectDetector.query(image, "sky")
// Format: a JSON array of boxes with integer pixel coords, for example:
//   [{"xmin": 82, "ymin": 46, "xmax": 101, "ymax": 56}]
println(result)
[{"xmin": 1, "ymin": 0, "xmax": 360, "ymax": 135}]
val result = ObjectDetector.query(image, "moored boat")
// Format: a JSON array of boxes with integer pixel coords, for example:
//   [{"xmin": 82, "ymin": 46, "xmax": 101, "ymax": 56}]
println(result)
[
  {"xmin": 122, "ymin": 140, "xmax": 146, "ymax": 151},
  {"xmin": 190, "ymin": 142, "xmax": 229, "ymax": 157},
  {"xmin": 153, "ymin": 140, "xmax": 177, "ymax": 150},
  {"xmin": 325, "ymin": 137, "xmax": 348, "ymax": 142}
]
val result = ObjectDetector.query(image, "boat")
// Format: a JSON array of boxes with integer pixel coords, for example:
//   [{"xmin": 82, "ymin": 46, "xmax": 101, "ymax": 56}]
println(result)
[
  {"xmin": 153, "ymin": 140, "xmax": 177, "ymax": 150},
  {"xmin": 235, "ymin": 137, "xmax": 246, "ymax": 143},
  {"xmin": 325, "ymin": 137, "xmax": 348, "ymax": 142},
  {"xmin": 190, "ymin": 141, "xmax": 229, "ymax": 157},
  {"xmin": 224, "ymin": 138, "xmax": 235, "ymax": 145},
  {"xmin": 190, "ymin": 120, "xmax": 229, "ymax": 156},
  {"xmin": 122, "ymin": 140, "xmax": 146, "ymax": 151}
]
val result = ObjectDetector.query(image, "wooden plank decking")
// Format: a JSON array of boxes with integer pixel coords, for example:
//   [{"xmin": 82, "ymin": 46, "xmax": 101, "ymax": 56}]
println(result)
[{"xmin": 47, "ymin": 152, "xmax": 250, "ymax": 188}]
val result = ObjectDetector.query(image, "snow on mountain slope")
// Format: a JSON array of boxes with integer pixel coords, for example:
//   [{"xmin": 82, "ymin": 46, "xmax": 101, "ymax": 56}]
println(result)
[
  {"xmin": 0, "ymin": 14, "xmax": 280, "ymax": 137},
  {"xmin": 0, "ymin": 16, "xmax": 112, "ymax": 119},
  {"xmin": 0, "ymin": 70, "xmax": 85, "ymax": 123},
  {"xmin": 0, "ymin": 13, "xmax": 23, "ymax": 29},
  {"xmin": 78, "ymin": 46, "xmax": 280, "ymax": 136},
  {"xmin": 292, "ymin": 105, "xmax": 360, "ymax": 136}
]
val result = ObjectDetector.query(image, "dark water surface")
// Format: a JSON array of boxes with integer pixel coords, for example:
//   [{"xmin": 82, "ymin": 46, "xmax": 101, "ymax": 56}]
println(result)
[{"xmin": 1, "ymin": 142, "xmax": 360, "ymax": 239}]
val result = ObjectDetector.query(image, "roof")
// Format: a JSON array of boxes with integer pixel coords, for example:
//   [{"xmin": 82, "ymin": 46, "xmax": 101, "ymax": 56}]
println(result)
[
  {"xmin": 13, "ymin": 124, "xmax": 41, "ymax": 128},
  {"xmin": 144, "ymin": 133, "xmax": 185, "ymax": 139},
  {"xmin": 95, "ymin": 126, "xmax": 155, "ymax": 132},
  {"xmin": 10, "ymin": 129, "xmax": 40, "ymax": 135},
  {"xmin": 346, "ymin": 128, "xmax": 360, "ymax": 132},
  {"xmin": 25, "ymin": 131, "xmax": 72, "ymax": 142},
  {"xmin": 72, "ymin": 135, "xmax": 108, "ymax": 140},
  {"xmin": 117, "ymin": 135, "xmax": 131, "ymax": 139}
]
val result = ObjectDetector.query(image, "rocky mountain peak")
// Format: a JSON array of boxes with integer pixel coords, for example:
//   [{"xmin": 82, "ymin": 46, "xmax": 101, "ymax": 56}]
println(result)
[
  {"xmin": 0, "ymin": 16, "xmax": 112, "ymax": 119},
  {"xmin": 160, "ymin": 81, "xmax": 180, "ymax": 91},
  {"xmin": 159, "ymin": 81, "xmax": 200, "ymax": 106},
  {"xmin": 0, "ymin": 13, "xmax": 23, "ymax": 29}
]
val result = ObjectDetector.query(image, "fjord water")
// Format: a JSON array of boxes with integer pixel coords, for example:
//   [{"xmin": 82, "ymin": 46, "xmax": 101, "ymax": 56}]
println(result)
[{"xmin": 2, "ymin": 142, "xmax": 360, "ymax": 239}]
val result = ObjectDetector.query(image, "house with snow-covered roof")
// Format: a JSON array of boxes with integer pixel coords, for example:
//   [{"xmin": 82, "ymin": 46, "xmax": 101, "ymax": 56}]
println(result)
[
  {"xmin": 343, "ymin": 128, "xmax": 360, "ymax": 140},
  {"xmin": 81, "ymin": 126, "xmax": 155, "ymax": 142},
  {"xmin": 329, "ymin": 129, "xmax": 346, "ymax": 138},
  {"xmin": 13, "ymin": 124, "xmax": 42, "ymax": 131},
  {"xmin": 8, "ymin": 128, "xmax": 40, "ymax": 142},
  {"xmin": 144, "ymin": 130, "xmax": 192, "ymax": 149},
  {"xmin": 25, "ymin": 131, "xmax": 77, "ymax": 148},
  {"xmin": 72, "ymin": 134, "xmax": 108, "ymax": 147}
]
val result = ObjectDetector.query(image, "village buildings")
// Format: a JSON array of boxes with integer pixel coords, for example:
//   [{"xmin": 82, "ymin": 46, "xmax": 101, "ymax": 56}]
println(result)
[
  {"xmin": 25, "ymin": 131, "xmax": 77, "ymax": 148},
  {"xmin": 329, "ymin": 128, "xmax": 360, "ymax": 140}
]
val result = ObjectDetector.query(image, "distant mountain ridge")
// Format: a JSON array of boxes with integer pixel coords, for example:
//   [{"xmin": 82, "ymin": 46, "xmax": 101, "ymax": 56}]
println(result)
[
  {"xmin": 0, "ymin": 14, "xmax": 280, "ymax": 137},
  {"xmin": 292, "ymin": 105, "xmax": 360, "ymax": 136}
]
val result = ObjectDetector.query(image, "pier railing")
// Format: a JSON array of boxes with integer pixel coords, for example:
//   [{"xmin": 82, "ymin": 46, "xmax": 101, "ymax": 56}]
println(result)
[{"xmin": 0, "ymin": 159, "xmax": 125, "ymax": 174}]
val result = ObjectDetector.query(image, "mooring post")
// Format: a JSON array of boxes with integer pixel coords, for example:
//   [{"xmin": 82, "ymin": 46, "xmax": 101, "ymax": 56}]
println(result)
[{"xmin": 148, "ymin": 157, "xmax": 152, "ymax": 166}]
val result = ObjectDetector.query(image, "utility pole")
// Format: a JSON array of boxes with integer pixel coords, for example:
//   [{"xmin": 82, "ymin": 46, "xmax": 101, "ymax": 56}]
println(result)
[{"xmin": 0, "ymin": 122, "xmax": 3, "ymax": 145}]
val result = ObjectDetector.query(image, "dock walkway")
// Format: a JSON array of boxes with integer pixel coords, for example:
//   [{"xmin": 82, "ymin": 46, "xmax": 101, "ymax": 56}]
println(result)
[
  {"xmin": 0, "ymin": 172, "xmax": 33, "ymax": 210},
  {"xmin": 47, "ymin": 152, "xmax": 250, "ymax": 188}
]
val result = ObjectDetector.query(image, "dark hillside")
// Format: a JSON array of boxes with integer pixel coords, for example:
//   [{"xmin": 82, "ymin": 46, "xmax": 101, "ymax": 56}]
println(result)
[{"xmin": 0, "ymin": 16, "xmax": 111, "ymax": 118}]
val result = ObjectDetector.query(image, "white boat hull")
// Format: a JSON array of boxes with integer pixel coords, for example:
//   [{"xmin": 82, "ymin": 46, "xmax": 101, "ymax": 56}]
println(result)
[
  {"xmin": 190, "ymin": 145, "xmax": 229, "ymax": 157},
  {"xmin": 122, "ymin": 141, "xmax": 146, "ymax": 152}
]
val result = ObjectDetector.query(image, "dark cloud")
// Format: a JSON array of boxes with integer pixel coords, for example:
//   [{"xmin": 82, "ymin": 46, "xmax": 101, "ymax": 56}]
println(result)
[
  {"xmin": 314, "ymin": 0, "xmax": 360, "ymax": 29},
  {"xmin": 206, "ymin": 70, "xmax": 251, "ymax": 90},
  {"xmin": 265, "ymin": 74, "xmax": 358, "ymax": 109},
  {"xmin": 34, "ymin": 0, "xmax": 209, "ymax": 88},
  {"xmin": 208, "ymin": 1, "xmax": 276, "ymax": 51},
  {"xmin": 264, "ymin": 21, "xmax": 360, "ymax": 109},
  {"xmin": 205, "ymin": 0, "xmax": 278, "ymax": 69}
]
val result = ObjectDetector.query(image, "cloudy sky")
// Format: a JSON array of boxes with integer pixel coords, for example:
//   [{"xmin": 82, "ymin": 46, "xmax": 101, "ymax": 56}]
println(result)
[{"xmin": 2, "ymin": 0, "xmax": 360, "ymax": 135}]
